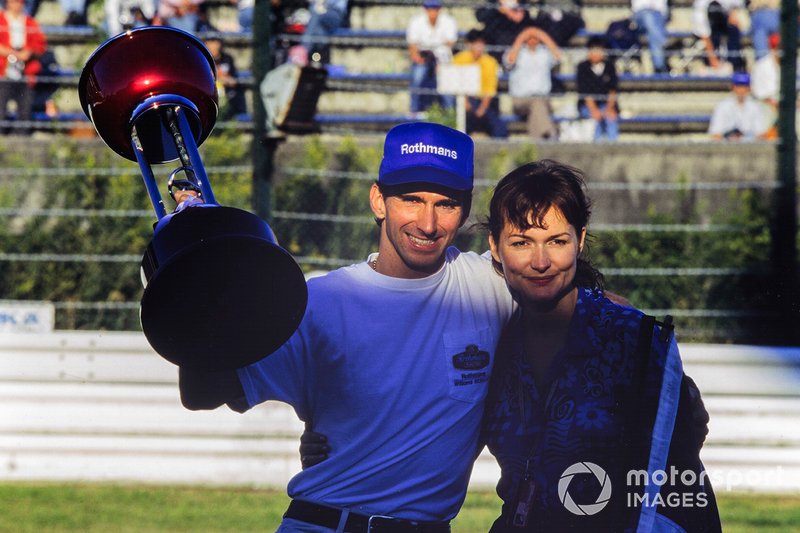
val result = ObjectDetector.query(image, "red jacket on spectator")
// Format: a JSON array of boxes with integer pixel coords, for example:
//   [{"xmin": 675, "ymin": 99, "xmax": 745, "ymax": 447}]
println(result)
[{"xmin": 0, "ymin": 11, "xmax": 47, "ymax": 87}]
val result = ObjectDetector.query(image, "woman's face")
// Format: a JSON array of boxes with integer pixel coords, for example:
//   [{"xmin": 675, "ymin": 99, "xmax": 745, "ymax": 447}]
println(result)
[{"xmin": 490, "ymin": 206, "xmax": 585, "ymax": 311}]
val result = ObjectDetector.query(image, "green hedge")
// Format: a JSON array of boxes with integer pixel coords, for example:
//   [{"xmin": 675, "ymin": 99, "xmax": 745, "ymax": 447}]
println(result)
[{"xmin": 0, "ymin": 133, "xmax": 795, "ymax": 342}]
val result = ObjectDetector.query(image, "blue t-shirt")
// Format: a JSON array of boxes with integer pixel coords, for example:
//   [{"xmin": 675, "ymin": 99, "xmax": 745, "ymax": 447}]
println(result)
[{"xmin": 238, "ymin": 248, "xmax": 515, "ymax": 521}]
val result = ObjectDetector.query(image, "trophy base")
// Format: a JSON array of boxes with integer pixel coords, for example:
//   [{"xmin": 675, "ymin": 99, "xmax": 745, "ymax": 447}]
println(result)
[{"xmin": 140, "ymin": 206, "xmax": 308, "ymax": 370}]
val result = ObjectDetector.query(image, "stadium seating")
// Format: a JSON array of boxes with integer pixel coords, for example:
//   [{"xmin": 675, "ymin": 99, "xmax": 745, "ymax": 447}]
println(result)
[{"xmin": 17, "ymin": 0, "xmax": 770, "ymax": 138}]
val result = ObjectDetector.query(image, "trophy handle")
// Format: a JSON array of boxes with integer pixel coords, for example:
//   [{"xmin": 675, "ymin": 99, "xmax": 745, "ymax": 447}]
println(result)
[{"xmin": 131, "ymin": 99, "xmax": 217, "ymax": 219}]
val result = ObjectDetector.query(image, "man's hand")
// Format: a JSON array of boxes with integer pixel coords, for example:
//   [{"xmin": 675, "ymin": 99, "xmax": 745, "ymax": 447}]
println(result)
[
  {"xmin": 683, "ymin": 373, "xmax": 710, "ymax": 451},
  {"xmin": 179, "ymin": 367, "xmax": 243, "ymax": 411},
  {"xmin": 299, "ymin": 424, "xmax": 330, "ymax": 469}
]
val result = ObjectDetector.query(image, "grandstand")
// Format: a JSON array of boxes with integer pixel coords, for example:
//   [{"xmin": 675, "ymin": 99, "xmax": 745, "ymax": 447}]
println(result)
[{"xmin": 9, "ymin": 0, "xmax": 771, "ymax": 137}]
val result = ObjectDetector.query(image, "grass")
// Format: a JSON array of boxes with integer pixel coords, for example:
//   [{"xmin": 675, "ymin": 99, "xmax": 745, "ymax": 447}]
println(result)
[{"xmin": 1, "ymin": 483, "xmax": 799, "ymax": 532}]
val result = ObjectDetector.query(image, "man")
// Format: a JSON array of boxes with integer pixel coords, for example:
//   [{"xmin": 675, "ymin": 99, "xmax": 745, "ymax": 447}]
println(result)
[
  {"xmin": 503, "ymin": 26, "xmax": 561, "ymax": 140},
  {"xmin": 750, "ymin": 32, "xmax": 780, "ymax": 138},
  {"xmin": 406, "ymin": 0, "xmax": 457, "ymax": 115},
  {"xmin": 300, "ymin": 0, "xmax": 349, "ymax": 64},
  {"xmin": 576, "ymin": 36, "xmax": 620, "ymax": 141},
  {"xmin": 631, "ymin": 0, "xmax": 669, "ymax": 74},
  {"xmin": 692, "ymin": 0, "xmax": 745, "ymax": 72},
  {"xmin": 708, "ymin": 72, "xmax": 769, "ymax": 141},
  {"xmin": 178, "ymin": 122, "xmax": 516, "ymax": 531},
  {"xmin": 452, "ymin": 29, "xmax": 508, "ymax": 138},
  {"xmin": 475, "ymin": 0, "xmax": 535, "ymax": 62},
  {"xmin": 0, "ymin": 0, "xmax": 47, "ymax": 135},
  {"xmin": 204, "ymin": 37, "xmax": 247, "ymax": 120},
  {"xmin": 532, "ymin": 0, "xmax": 585, "ymax": 47},
  {"xmin": 748, "ymin": 0, "xmax": 779, "ymax": 61}
]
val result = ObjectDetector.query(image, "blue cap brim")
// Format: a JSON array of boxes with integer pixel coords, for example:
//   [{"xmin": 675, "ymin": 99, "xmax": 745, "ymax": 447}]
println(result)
[{"xmin": 379, "ymin": 165, "xmax": 473, "ymax": 192}]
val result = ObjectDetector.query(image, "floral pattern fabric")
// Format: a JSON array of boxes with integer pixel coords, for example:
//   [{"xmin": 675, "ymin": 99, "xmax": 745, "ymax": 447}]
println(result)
[{"xmin": 481, "ymin": 288, "xmax": 665, "ymax": 531}]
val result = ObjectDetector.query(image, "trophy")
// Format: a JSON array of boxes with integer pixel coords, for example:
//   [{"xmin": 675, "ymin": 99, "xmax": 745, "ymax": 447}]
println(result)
[{"xmin": 78, "ymin": 27, "xmax": 308, "ymax": 370}]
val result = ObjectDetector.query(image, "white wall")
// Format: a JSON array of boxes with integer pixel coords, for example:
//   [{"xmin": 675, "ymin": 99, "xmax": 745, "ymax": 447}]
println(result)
[{"xmin": 1, "ymin": 331, "xmax": 799, "ymax": 493}]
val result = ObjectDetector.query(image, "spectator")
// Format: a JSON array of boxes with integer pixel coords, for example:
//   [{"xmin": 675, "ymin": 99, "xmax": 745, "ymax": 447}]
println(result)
[
  {"xmin": 750, "ymin": 32, "xmax": 779, "ymax": 117},
  {"xmin": 749, "ymin": 33, "xmax": 798, "ymax": 139},
  {"xmin": 3, "ymin": 0, "xmax": 42, "ymax": 18},
  {"xmin": 406, "ymin": 0, "xmax": 457, "ymax": 116},
  {"xmin": 475, "ymin": 0, "xmax": 536, "ymax": 62},
  {"xmin": 576, "ymin": 36, "xmax": 620, "ymax": 141},
  {"xmin": 155, "ymin": 0, "xmax": 205, "ymax": 33},
  {"xmin": 503, "ymin": 26, "xmax": 560, "ymax": 139},
  {"xmin": 632, "ymin": 0, "xmax": 669, "ymax": 74},
  {"xmin": 748, "ymin": 0, "xmax": 779, "ymax": 61},
  {"xmin": 59, "ymin": 0, "xmax": 87, "ymax": 24},
  {"xmin": 105, "ymin": 0, "xmax": 155, "ymax": 36},
  {"xmin": 301, "ymin": 0, "xmax": 349, "ymax": 64},
  {"xmin": 205, "ymin": 37, "xmax": 247, "ymax": 120},
  {"xmin": 532, "ymin": 0, "xmax": 585, "ymax": 46},
  {"xmin": 452, "ymin": 28, "xmax": 508, "ymax": 138},
  {"xmin": 708, "ymin": 72, "xmax": 769, "ymax": 140},
  {"xmin": 236, "ymin": 0, "xmax": 254, "ymax": 31},
  {"xmin": 32, "ymin": 49, "xmax": 59, "ymax": 118},
  {"xmin": 194, "ymin": 2, "xmax": 216, "ymax": 32},
  {"xmin": 0, "ymin": 0, "xmax": 46, "ymax": 135},
  {"xmin": 692, "ymin": 0, "xmax": 745, "ymax": 72}
]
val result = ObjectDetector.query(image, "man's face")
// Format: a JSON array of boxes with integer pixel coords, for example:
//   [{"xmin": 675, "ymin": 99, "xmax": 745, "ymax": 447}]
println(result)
[
  {"xmin": 205, "ymin": 39, "xmax": 222, "ymax": 58},
  {"xmin": 588, "ymin": 46, "xmax": 605, "ymax": 64},
  {"xmin": 370, "ymin": 184, "xmax": 465, "ymax": 279},
  {"xmin": 469, "ymin": 39, "xmax": 486, "ymax": 58},
  {"xmin": 733, "ymin": 84, "xmax": 750, "ymax": 102},
  {"xmin": 500, "ymin": 0, "xmax": 524, "ymax": 22},
  {"xmin": 526, "ymin": 34, "xmax": 541, "ymax": 48},
  {"xmin": 425, "ymin": 6, "xmax": 440, "ymax": 24},
  {"xmin": 5, "ymin": 0, "xmax": 24, "ymax": 14}
]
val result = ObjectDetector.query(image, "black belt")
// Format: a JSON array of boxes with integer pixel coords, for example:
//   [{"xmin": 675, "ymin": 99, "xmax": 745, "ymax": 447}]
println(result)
[{"xmin": 284, "ymin": 500, "xmax": 451, "ymax": 533}]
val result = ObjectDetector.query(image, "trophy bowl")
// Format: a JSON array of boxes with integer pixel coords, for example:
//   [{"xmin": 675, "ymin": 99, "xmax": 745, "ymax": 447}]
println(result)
[{"xmin": 78, "ymin": 26, "xmax": 218, "ymax": 163}]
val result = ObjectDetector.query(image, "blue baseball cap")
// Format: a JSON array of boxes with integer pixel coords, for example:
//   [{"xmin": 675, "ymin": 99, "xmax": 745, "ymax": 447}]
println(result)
[
  {"xmin": 423, "ymin": 0, "xmax": 443, "ymax": 8},
  {"xmin": 732, "ymin": 72, "xmax": 750, "ymax": 86},
  {"xmin": 378, "ymin": 122, "xmax": 474, "ymax": 192}
]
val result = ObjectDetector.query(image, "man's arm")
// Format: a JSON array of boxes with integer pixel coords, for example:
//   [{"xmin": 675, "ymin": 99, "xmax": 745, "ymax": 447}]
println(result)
[
  {"xmin": 525, "ymin": 26, "xmax": 562, "ymax": 61},
  {"xmin": 682, "ymin": 373, "xmax": 710, "ymax": 451},
  {"xmin": 179, "ymin": 367, "xmax": 246, "ymax": 411},
  {"xmin": 475, "ymin": 95, "xmax": 492, "ymax": 117},
  {"xmin": 408, "ymin": 43, "xmax": 425, "ymax": 64},
  {"xmin": 605, "ymin": 89, "xmax": 618, "ymax": 120},
  {"xmin": 702, "ymin": 35, "xmax": 721, "ymax": 68}
]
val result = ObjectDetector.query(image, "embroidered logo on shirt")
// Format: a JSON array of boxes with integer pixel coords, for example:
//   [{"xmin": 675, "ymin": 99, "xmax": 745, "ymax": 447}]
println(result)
[{"xmin": 452, "ymin": 344, "xmax": 490, "ymax": 370}]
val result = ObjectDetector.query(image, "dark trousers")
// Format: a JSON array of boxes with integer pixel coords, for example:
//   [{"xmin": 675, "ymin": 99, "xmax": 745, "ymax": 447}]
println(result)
[
  {"xmin": 466, "ymin": 97, "xmax": 508, "ymax": 138},
  {"xmin": 0, "ymin": 79, "xmax": 34, "ymax": 135}
]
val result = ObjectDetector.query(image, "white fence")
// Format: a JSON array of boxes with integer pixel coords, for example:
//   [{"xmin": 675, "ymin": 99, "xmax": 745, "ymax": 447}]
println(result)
[{"xmin": 1, "ymin": 331, "xmax": 799, "ymax": 493}]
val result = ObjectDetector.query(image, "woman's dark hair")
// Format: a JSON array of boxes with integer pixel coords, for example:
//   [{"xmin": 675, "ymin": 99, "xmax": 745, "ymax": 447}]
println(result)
[{"xmin": 483, "ymin": 159, "xmax": 604, "ymax": 289}]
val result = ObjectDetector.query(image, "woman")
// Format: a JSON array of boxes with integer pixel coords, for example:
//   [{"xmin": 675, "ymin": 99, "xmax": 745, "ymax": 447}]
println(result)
[
  {"xmin": 0, "ymin": 0, "xmax": 46, "ymax": 135},
  {"xmin": 482, "ymin": 160, "xmax": 721, "ymax": 532}
]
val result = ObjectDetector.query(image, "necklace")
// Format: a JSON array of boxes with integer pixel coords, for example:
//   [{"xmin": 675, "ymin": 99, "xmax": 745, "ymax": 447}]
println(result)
[{"xmin": 369, "ymin": 257, "xmax": 378, "ymax": 271}]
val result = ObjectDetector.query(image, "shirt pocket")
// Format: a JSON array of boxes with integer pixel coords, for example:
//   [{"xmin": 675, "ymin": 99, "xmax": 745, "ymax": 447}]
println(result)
[{"xmin": 443, "ymin": 328, "xmax": 494, "ymax": 403}]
